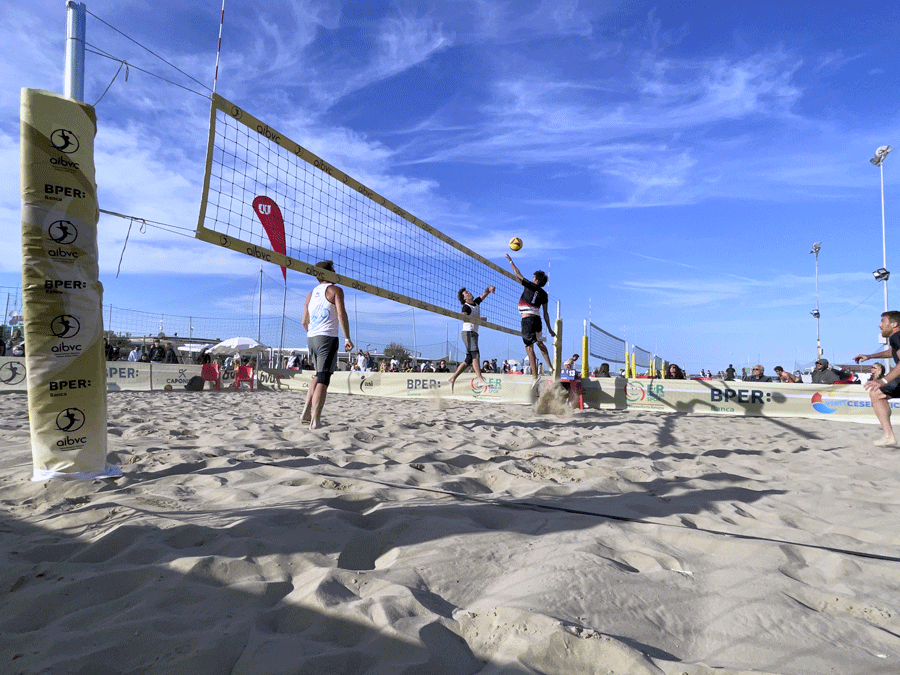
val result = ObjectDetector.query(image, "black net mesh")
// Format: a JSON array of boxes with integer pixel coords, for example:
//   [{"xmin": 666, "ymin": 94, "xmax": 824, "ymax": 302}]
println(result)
[
  {"xmin": 196, "ymin": 95, "xmax": 531, "ymax": 335},
  {"xmin": 589, "ymin": 322, "xmax": 626, "ymax": 366}
]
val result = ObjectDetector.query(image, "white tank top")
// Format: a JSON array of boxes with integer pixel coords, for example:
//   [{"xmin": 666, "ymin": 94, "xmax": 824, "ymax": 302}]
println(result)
[
  {"xmin": 462, "ymin": 301, "xmax": 480, "ymax": 333},
  {"xmin": 307, "ymin": 282, "xmax": 339, "ymax": 338}
]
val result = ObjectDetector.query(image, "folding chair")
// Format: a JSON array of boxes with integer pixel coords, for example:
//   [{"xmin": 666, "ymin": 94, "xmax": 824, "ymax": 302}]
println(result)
[
  {"xmin": 234, "ymin": 365, "xmax": 255, "ymax": 391},
  {"xmin": 201, "ymin": 362, "xmax": 221, "ymax": 390}
]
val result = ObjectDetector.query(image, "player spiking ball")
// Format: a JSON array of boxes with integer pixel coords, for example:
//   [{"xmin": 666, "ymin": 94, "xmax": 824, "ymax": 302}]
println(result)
[{"xmin": 506, "ymin": 253, "xmax": 554, "ymax": 382}]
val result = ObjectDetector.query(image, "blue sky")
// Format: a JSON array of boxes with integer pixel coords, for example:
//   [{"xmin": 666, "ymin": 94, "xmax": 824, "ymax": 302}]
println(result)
[{"xmin": 3, "ymin": 0, "xmax": 899, "ymax": 373}]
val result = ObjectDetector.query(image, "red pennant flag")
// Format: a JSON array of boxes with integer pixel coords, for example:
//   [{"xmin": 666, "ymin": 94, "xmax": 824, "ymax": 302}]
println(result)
[{"xmin": 252, "ymin": 196, "xmax": 287, "ymax": 280}]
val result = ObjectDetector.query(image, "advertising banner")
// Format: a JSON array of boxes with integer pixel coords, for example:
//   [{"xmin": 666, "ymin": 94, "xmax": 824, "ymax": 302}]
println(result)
[
  {"xmin": 617, "ymin": 378, "xmax": 883, "ymax": 424},
  {"xmin": 257, "ymin": 370, "xmax": 538, "ymax": 404},
  {"xmin": 20, "ymin": 88, "xmax": 117, "ymax": 480}
]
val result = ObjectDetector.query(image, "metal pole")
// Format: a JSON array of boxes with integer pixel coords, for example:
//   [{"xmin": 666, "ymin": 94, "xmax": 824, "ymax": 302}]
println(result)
[
  {"xmin": 881, "ymin": 161, "xmax": 889, "ymax": 312},
  {"xmin": 811, "ymin": 243, "xmax": 823, "ymax": 359},
  {"xmin": 258, "ymin": 266, "xmax": 262, "ymax": 343},
  {"xmin": 279, "ymin": 280, "xmax": 287, "ymax": 367},
  {"xmin": 64, "ymin": 2, "xmax": 86, "ymax": 101}
]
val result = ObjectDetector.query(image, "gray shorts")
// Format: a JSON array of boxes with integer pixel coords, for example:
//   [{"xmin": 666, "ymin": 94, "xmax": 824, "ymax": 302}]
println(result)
[{"xmin": 308, "ymin": 335, "xmax": 339, "ymax": 373}]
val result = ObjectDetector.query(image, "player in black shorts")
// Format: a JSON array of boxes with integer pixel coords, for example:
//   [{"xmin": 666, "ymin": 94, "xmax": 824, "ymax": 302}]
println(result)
[
  {"xmin": 854, "ymin": 310, "xmax": 900, "ymax": 446},
  {"xmin": 506, "ymin": 253, "xmax": 555, "ymax": 381}
]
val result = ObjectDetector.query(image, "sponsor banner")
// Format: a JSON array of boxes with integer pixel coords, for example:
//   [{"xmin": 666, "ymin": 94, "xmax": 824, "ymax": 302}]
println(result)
[
  {"xmin": 620, "ymin": 378, "xmax": 884, "ymax": 423},
  {"xmin": 258, "ymin": 370, "xmax": 537, "ymax": 404},
  {"xmin": 20, "ymin": 88, "xmax": 115, "ymax": 480}
]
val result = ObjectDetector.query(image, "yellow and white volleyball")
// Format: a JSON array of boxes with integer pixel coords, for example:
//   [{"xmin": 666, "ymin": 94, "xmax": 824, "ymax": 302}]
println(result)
[
  {"xmin": 163, "ymin": 384, "xmax": 173, "ymax": 392},
  {"xmin": 509, "ymin": 237, "xmax": 523, "ymax": 251}
]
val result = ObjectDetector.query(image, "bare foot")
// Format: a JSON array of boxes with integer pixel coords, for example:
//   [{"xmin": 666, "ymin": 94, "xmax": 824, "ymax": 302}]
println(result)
[
  {"xmin": 873, "ymin": 436, "xmax": 896, "ymax": 447},
  {"xmin": 309, "ymin": 418, "xmax": 321, "ymax": 430},
  {"xmin": 449, "ymin": 377, "xmax": 456, "ymax": 392}
]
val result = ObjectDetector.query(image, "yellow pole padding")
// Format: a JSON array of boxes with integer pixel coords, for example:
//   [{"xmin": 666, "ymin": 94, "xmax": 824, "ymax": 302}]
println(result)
[{"xmin": 581, "ymin": 334, "xmax": 589, "ymax": 378}]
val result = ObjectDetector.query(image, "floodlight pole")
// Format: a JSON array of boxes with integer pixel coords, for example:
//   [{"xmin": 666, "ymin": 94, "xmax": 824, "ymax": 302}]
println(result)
[
  {"xmin": 64, "ymin": 2, "xmax": 86, "ymax": 102},
  {"xmin": 811, "ymin": 242, "xmax": 822, "ymax": 359},
  {"xmin": 872, "ymin": 147, "xmax": 893, "ymax": 313}
]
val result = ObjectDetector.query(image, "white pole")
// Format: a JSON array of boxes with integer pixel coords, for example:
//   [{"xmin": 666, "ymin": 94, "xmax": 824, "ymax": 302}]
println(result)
[
  {"xmin": 64, "ymin": 2, "xmax": 86, "ymax": 102},
  {"xmin": 258, "ymin": 267, "xmax": 262, "ymax": 343},
  {"xmin": 881, "ymin": 160, "xmax": 889, "ymax": 313},
  {"xmin": 279, "ymin": 280, "xmax": 286, "ymax": 367}
]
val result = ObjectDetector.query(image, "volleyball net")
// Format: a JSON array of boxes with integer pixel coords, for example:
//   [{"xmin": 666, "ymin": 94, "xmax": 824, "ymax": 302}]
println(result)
[
  {"xmin": 195, "ymin": 94, "xmax": 523, "ymax": 335},
  {"xmin": 588, "ymin": 322, "xmax": 627, "ymax": 367}
]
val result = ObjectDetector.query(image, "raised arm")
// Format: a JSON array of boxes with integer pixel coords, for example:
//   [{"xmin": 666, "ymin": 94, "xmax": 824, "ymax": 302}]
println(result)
[{"xmin": 506, "ymin": 254, "xmax": 524, "ymax": 281}]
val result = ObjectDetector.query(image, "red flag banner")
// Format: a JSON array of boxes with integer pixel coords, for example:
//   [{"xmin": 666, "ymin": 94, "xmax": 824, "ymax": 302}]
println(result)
[{"xmin": 252, "ymin": 196, "xmax": 287, "ymax": 280}]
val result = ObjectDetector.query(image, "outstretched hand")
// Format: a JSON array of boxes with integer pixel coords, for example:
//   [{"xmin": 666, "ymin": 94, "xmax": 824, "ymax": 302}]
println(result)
[{"xmin": 853, "ymin": 353, "xmax": 868, "ymax": 364}]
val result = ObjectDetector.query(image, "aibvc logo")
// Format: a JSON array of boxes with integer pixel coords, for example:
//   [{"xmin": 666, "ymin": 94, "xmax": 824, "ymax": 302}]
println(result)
[
  {"xmin": 56, "ymin": 407, "xmax": 85, "ymax": 432},
  {"xmin": 48, "ymin": 220, "xmax": 78, "ymax": 245},
  {"xmin": 0, "ymin": 361, "xmax": 26, "ymax": 386},
  {"xmin": 50, "ymin": 129, "xmax": 79, "ymax": 154},
  {"xmin": 51, "ymin": 315, "xmax": 80, "ymax": 339}
]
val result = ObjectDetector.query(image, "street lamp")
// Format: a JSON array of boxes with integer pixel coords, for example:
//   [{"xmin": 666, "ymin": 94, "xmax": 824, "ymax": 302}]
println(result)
[
  {"xmin": 810, "ymin": 242, "xmax": 822, "ymax": 359},
  {"xmin": 871, "ymin": 145, "xmax": 893, "ymax": 314}
]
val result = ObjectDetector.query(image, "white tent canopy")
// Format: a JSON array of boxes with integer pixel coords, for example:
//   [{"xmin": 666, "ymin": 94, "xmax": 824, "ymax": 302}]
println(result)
[{"xmin": 208, "ymin": 337, "xmax": 268, "ymax": 355}]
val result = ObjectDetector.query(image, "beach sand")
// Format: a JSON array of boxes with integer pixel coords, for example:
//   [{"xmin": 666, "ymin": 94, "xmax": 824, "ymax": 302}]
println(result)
[{"xmin": 1, "ymin": 389, "xmax": 898, "ymax": 674}]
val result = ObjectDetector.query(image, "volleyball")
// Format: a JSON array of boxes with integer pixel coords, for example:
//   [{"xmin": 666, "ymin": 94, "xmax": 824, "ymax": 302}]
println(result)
[{"xmin": 509, "ymin": 237, "xmax": 523, "ymax": 251}]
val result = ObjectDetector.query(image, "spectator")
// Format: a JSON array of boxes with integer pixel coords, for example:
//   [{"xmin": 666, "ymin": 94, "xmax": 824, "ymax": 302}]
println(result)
[
  {"xmin": 774, "ymin": 366, "xmax": 799, "ymax": 383},
  {"xmin": 163, "ymin": 342, "xmax": 179, "ymax": 363},
  {"xmin": 667, "ymin": 364, "xmax": 686, "ymax": 379},
  {"xmin": 148, "ymin": 339, "xmax": 166, "ymax": 362},
  {"xmin": 436, "ymin": 359, "xmax": 450, "ymax": 373},
  {"xmin": 287, "ymin": 351, "xmax": 301, "ymax": 369},
  {"xmin": 379, "ymin": 361, "xmax": 388, "ymax": 372},
  {"xmin": 869, "ymin": 362, "xmax": 886, "ymax": 381},
  {"xmin": 810, "ymin": 358, "xmax": 848, "ymax": 384},
  {"xmin": 481, "ymin": 359, "xmax": 493, "ymax": 373},
  {"xmin": 128, "ymin": 344, "xmax": 142, "ymax": 362},
  {"xmin": 11, "ymin": 338, "xmax": 25, "ymax": 357},
  {"xmin": 563, "ymin": 353, "xmax": 579, "ymax": 370},
  {"xmin": 745, "ymin": 365, "xmax": 772, "ymax": 382},
  {"xmin": 491, "ymin": 358, "xmax": 498, "ymax": 373},
  {"xmin": 596, "ymin": 363, "xmax": 611, "ymax": 378},
  {"xmin": 725, "ymin": 364, "xmax": 736, "ymax": 380},
  {"xmin": 6, "ymin": 329, "xmax": 22, "ymax": 355}
]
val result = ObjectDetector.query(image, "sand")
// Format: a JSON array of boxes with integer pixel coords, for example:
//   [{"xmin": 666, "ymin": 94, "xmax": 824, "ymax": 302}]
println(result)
[{"xmin": 1, "ymin": 389, "xmax": 899, "ymax": 674}]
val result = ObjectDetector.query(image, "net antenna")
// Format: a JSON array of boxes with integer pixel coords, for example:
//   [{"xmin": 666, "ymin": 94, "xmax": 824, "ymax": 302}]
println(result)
[
  {"xmin": 195, "ymin": 94, "xmax": 523, "ymax": 335},
  {"xmin": 212, "ymin": 0, "xmax": 226, "ymax": 94}
]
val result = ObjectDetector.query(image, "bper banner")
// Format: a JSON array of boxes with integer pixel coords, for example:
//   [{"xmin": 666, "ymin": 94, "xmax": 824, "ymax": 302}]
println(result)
[{"xmin": 20, "ymin": 88, "xmax": 117, "ymax": 480}]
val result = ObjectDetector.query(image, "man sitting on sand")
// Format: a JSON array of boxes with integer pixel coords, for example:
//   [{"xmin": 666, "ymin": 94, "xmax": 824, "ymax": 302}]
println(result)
[
  {"xmin": 506, "ymin": 253, "xmax": 555, "ymax": 382},
  {"xmin": 300, "ymin": 260, "xmax": 354, "ymax": 430},
  {"xmin": 854, "ymin": 310, "xmax": 900, "ymax": 446},
  {"xmin": 448, "ymin": 285, "xmax": 495, "ymax": 391}
]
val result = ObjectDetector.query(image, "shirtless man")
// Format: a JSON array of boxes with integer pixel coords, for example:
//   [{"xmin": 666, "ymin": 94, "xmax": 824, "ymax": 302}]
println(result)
[
  {"xmin": 854, "ymin": 310, "xmax": 900, "ymax": 446},
  {"xmin": 506, "ymin": 254, "xmax": 555, "ymax": 381},
  {"xmin": 300, "ymin": 261, "xmax": 353, "ymax": 429}
]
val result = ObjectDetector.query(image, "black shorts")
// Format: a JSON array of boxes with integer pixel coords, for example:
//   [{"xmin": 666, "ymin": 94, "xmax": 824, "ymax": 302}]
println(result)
[
  {"xmin": 520, "ymin": 315, "xmax": 544, "ymax": 347},
  {"xmin": 880, "ymin": 378, "xmax": 900, "ymax": 398},
  {"xmin": 462, "ymin": 330, "xmax": 479, "ymax": 365}
]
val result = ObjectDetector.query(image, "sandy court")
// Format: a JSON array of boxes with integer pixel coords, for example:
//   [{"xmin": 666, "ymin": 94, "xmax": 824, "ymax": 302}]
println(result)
[{"xmin": 1, "ymin": 389, "xmax": 899, "ymax": 674}]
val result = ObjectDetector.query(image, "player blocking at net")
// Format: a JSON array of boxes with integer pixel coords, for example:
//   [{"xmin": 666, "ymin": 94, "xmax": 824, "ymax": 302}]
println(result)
[
  {"xmin": 506, "ymin": 253, "xmax": 555, "ymax": 381},
  {"xmin": 448, "ymin": 284, "xmax": 496, "ymax": 391},
  {"xmin": 301, "ymin": 261, "xmax": 354, "ymax": 430}
]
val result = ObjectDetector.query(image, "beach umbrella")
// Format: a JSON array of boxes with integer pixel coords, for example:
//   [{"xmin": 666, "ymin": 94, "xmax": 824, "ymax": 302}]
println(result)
[{"xmin": 209, "ymin": 337, "xmax": 268, "ymax": 355}]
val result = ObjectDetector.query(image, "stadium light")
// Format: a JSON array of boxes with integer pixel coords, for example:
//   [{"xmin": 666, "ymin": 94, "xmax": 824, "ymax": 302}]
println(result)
[
  {"xmin": 871, "ymin": 145, "xmax": 893, "ymax": 315},
  {"xmin": 810, "ymin": 242, "xmax": 822, "ymax": 358}
]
